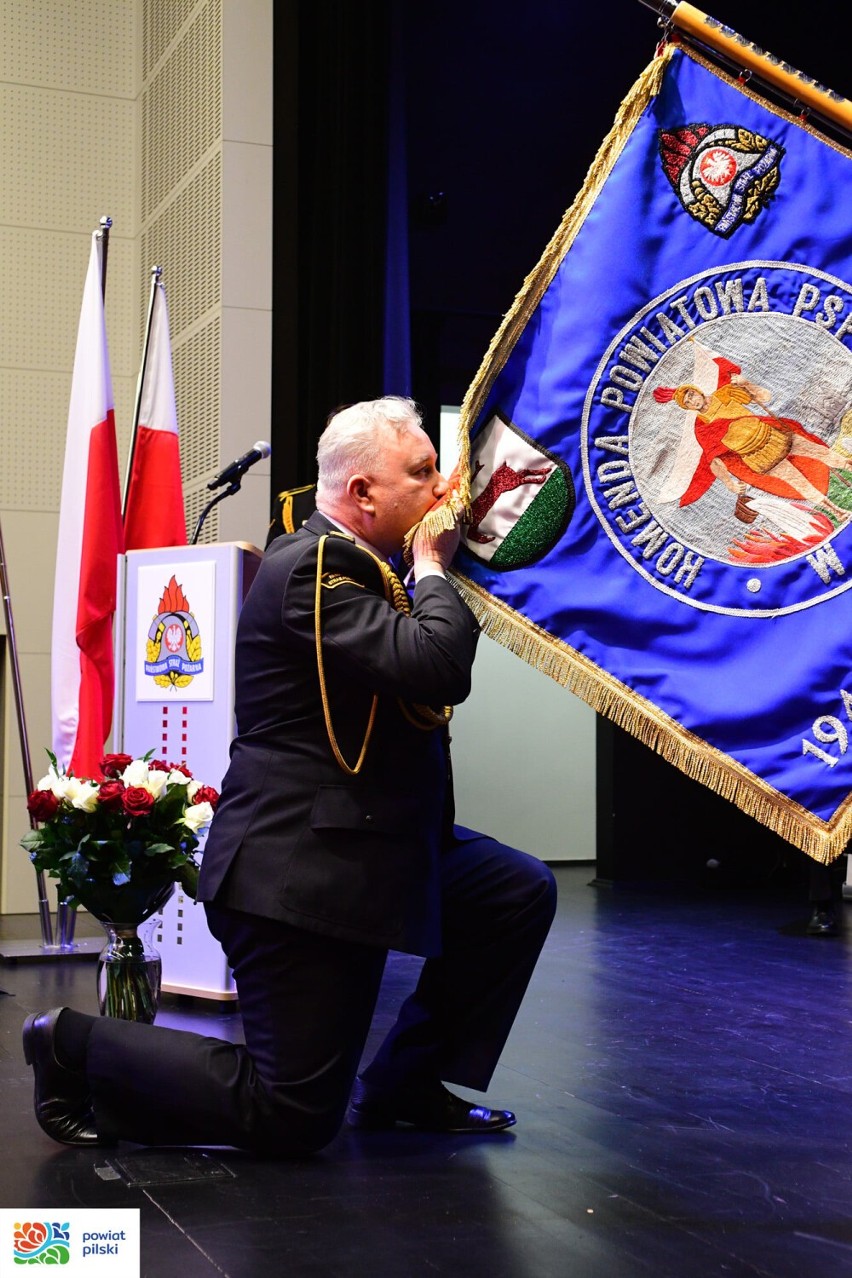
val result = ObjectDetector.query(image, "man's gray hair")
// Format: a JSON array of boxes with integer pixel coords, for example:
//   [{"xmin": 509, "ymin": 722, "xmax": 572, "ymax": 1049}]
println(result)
[{"xmin": 316, "ymin": 396, "xmax": 424, "ymax": 500}]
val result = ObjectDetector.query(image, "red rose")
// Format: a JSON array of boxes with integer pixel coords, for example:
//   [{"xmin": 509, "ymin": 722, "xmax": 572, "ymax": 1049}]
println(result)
[
  {"xmin": 148, "ymin": 759, "xmax": 171, "ymax": 773},
  {"xmin": 123, "ymin": 786, "xmax": 156, "ymax": 816},
  {"xmin": 27, "ymin": 789, "xmax": 60, "ymax": 821},
  {"xmin": 97, "ymin": 780, "xmax": 126, "ymax": 811},
  {"xmin": 192, "ymin": 785, "xmax": 220, "ymax": 809},
  {"xmin": 169, "ymin": 763, "xmax": 193, "ymax": 779},
  {"xmin": 100, "ymin": 753, "xmax": 133, "ymax": 779}
]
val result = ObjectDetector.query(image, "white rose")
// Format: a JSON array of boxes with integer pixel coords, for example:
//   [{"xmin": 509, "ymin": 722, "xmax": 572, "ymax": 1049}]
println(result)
[
  {"xmin": 183, "ymin": 801, "xmax": 214, "ymax": 834},
  {"xmin": 123, "ymin": 759, "xmax": 150, "ymax": 787},
  {"xmin": 145, "ymin": 770, "xmax": 168, "ymax": 800},
  {"xmin": 186, "ymin": 779, "xmax": 201, "ymax": 801},
  {"xmin": 55, "ymin": 774, "xmax": 81, "ymax": 803},
  {"xmin": 168, "ymin": 770, "xmax": 192, "ymax": 790},
  {"xmin": 66, "ymin": 778, "xmax": 100, "ymax": 812},
  {"xmin": 37, "ymin": 764, "xmax": 65, "ymax": 798}
]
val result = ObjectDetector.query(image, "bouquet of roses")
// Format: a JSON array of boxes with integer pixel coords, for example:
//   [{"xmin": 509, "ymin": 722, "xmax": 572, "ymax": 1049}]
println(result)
[{"xmin": 20, "ymin": 750, "xmax": 220, "ymax": 908}]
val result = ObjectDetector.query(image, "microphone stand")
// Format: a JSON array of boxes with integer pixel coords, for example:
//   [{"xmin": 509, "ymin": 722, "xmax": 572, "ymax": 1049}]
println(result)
[{"xmin": 191, "ymin": 478, "xmax": 244, "ymax": 545}]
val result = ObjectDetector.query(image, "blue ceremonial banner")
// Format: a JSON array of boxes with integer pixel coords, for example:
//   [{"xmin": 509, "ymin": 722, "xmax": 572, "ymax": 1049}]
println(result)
[{"xmin": 450, "ymin": 40, "xmax": 852, "ymax": 863}]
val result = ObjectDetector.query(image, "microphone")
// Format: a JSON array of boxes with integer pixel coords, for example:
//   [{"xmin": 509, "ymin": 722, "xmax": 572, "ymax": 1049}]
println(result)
[{"xmin": 207, "ymin": 441, "xmax": 271, "ymax": 490}]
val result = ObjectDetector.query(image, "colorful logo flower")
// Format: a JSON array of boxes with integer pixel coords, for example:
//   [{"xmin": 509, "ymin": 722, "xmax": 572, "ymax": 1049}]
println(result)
[{"xmin": 13, "ymin": 1219, "xmax": 70, "ymax": 1264}]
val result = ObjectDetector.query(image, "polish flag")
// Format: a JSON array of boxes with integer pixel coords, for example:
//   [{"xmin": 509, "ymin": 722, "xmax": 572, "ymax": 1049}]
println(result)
[
  {"xmin": 123, "ymin": 278, "xmax": 187, "ymax": 550},
  {"xmin": 51, "ymin": 231, "xmax": 124, "ymax": 778}
]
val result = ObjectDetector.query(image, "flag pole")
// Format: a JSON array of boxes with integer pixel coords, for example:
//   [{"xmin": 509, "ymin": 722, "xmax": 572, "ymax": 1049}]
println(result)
[
  {"xmin": 98, "ymin": 214, "xmax": 112, "ymax": 297},
  {"xmin": 123, "ymin": 265, "xmax": 162, "ymax": 514},
  {"xmin": 638, "ymin": 1, "xmax": 852, "ymax": 139},
  {"xmin": 52, "ymin": 215, "xmax": 114, "ymax": 953},
  {"xmin": 0, "ymin": 518, "xmax": 54, "ymax": 949}
]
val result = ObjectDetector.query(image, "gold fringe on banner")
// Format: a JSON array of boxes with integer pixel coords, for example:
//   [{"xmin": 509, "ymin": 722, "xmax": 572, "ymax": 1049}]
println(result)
[
  {"xmin": 402, "ymin": 479, "xmax": 467, "ymax": 567},
  {"xmin": 451, "ymin": 573, "xmax": 851, "ymax": 865}
]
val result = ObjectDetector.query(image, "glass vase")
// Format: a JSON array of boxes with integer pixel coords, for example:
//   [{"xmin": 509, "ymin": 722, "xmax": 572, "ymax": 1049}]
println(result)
[
  {"xmin": 97, "ymin": 924, "xmax": 162, "ymax": 1023},
  {"xmin": 75, "ymin": 878, "xmax": 175, "ymax": 1023}
]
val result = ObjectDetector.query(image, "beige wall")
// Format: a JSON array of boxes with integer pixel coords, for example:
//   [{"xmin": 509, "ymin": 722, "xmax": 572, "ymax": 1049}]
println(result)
[{"xmin": 0, "ymin": 0, "xmax": 273, "ymax": 912}]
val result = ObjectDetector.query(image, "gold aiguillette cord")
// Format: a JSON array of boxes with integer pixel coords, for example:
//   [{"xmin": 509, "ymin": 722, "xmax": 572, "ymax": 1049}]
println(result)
[
  {"xmin": 315, "ymin": 535, "xmax": 378, "ymax": 775},
  {"xmin": 314, "ymin": 536, "xmax": 451, "ymax": 775}
]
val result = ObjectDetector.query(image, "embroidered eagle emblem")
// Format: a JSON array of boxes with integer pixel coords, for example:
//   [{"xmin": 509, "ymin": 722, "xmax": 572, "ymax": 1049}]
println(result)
[{"xmin": 659, "ymin": 124, "xmax": 784, "ymax": 238}]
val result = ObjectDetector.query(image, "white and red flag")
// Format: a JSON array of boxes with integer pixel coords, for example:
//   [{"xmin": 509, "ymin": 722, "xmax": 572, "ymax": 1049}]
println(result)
[
  {"xmin": 51, "ymin": 231, "xmax": 124, "ymax": 778},
  {"xmin": 123, "ymin": 278, "xmax": 187, "ymax": 550}
]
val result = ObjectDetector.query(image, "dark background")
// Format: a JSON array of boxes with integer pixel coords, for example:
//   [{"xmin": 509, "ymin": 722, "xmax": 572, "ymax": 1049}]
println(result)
[{"xmin": 270, "ymin": 0, "xmax": 850, "ymax": 891}]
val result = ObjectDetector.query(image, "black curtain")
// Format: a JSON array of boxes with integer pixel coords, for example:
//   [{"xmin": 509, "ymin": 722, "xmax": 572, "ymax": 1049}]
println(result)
[{"xmin": 271, "ymin": 0, "xmax": 391, "ymax": 500}]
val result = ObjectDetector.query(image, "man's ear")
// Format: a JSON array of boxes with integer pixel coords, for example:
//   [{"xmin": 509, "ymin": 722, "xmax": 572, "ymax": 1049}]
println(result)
[{"xmin": 347, "ymin": 473, "xmax": 374, "ymax": 512}]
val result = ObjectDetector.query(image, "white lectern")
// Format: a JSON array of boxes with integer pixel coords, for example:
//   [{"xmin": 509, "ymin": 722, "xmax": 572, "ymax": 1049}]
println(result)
[{"xmin": 114, "ymin": 542, "xmax": 262, "ymax": 999}]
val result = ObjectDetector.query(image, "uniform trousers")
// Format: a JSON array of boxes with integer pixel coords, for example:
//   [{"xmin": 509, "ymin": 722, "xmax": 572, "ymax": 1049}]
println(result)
[{"xmin": 87, "ymin": 828, "xmax": 557, "ymax": 1155}]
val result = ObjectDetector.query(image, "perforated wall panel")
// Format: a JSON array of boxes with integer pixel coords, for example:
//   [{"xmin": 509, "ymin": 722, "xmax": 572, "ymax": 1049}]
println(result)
[
  {"xmin": 175, "ymin": 316, "xmax": 222, "ymax": 543},
  {"xmin": 142, "ymin": 0, "xmax": 223, "ymax": 223},
  {"xmin": 0, "ymin": 86, "xmax": 137, "ymax": 235},
  {"xmin": 143, "ymin": 0, "xmax": 203, "ymax": 81},
  {"xmin": 140, "ymin": 152, "xmax": 222, "ymax": 340},
  {"xmin": 0, "ymin": 2, "xmax": 141, "ymax": 911},
  {"xmin": 0, "ymin": 371, "xmax": 67, "ymax": 510},
  {"xmin": 141, "ymin": 0, "xmax": 223, "ymax": 544},
  {"xmin": 0, "ymin": 0, "xmax": 137, "ymax": 97}
]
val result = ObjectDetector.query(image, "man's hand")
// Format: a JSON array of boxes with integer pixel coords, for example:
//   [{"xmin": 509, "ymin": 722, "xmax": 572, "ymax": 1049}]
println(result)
[{"xmin": 412, "ymin": 516, "xmax": 461, "ymax": 576}]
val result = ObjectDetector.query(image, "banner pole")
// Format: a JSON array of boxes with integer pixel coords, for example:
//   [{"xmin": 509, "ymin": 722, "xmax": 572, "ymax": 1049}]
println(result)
[
  {"xmin": 123, "ymin": 266, "xmax": 162, "ymax": 514},
  {"xmin": 638, "ymin": 0, "xmax": 852, "ymax": 139}
]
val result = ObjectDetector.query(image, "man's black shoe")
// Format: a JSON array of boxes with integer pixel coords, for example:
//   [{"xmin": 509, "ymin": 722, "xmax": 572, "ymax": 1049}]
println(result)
[
  {"xmin": 348, "ymin": 1079, "xmax": 516, "ymax": 1133},
  {"xmin": 806, "ymin": 904, "xmax": 839, "ymax": 936},
  {"xmin": 22, "ymin": 1008, "xmax": 102, "ymax": 1146}
]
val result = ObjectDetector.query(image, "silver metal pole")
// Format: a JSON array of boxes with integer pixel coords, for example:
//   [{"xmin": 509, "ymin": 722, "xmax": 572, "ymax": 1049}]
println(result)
[
  {"xmin": 98, "ymin": 215, "xmax": 112, "ymax": 298},
  {"xmin": 0, "ymin": 515, "xmax": 53, "ymax": 946},
  {"xmin": 123, "ymin": 266, "xmax": 162, "ymax": 513}
]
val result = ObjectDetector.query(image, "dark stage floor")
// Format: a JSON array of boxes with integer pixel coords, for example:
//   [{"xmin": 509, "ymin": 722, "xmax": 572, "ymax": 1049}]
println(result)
[{"xmin": 0, "ymin": 864, "xmax": 849, "ymax": 1278}]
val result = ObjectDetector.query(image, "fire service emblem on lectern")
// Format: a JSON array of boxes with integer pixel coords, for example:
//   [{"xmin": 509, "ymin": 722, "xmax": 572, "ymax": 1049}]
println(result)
[{"xmin": 144, "ymin": 575, "xmax": 204, "ymax": 689}]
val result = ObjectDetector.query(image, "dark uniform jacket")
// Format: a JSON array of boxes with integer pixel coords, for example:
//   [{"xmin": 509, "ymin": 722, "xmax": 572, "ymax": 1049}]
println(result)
[{"xmin": 197, "ymin": 511, "xmax": 480, "ymax": 956}]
